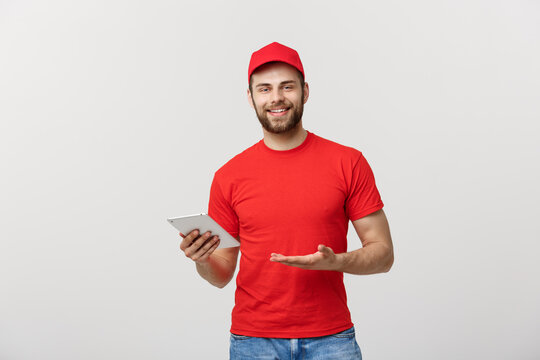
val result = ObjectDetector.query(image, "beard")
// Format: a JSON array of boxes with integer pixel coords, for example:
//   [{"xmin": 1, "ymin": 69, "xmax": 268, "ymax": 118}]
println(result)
[{"xmin": 253, "ymin": 96, "xmax": 304, "ymax": 134}]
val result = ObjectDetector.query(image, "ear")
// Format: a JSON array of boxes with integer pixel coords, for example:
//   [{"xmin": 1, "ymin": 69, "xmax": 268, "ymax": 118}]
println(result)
[
  {"xmin": 247, "ymin": 88, "xmax": 255, "ymax": 109},
  {"xmin": 303, "ymin": 82, "xmax": 310, "ymax": 104}
]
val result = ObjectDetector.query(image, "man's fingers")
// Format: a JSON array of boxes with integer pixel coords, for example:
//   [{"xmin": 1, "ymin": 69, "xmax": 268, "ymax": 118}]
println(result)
[
  {"xmin": 192, "ymin": 235, "xmax": 220, "ymax": 260},
  {"xmin": 270, "ymin": 246, "xmax": 337, "ymax": 270},
  {"xmin": 270, "ymin": 255, "xmax": 312, "ymax": 270},
  {"xmin": 269, "ymin": 253, "xmax": 284, "ymax": 260},
  {"xmin": 183, "ymin": 231, "xmax": 213, "ymax": 257},
  {"xmin": 193, "ymin": 237, "xmax": 220, "ymax": 262},
  {"xmin": 269, "ymin": 253, "xmax": 292, "ymax": 262},
  {"xmin": 179, "ymin": 229, "xmax": 199, "ymax": 251},
  {"xmin": 318, "ymin": 244, "xmax": 334, "ymax": 256},
  {"xmin": 271, "ymin": 254, "xmax": 313, "ymax": 265}
]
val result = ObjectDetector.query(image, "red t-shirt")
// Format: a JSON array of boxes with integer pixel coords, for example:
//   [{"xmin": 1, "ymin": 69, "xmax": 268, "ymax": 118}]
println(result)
[{"xmin": 208, "ymin": 131, "xmax": 384, "ymax": 338}]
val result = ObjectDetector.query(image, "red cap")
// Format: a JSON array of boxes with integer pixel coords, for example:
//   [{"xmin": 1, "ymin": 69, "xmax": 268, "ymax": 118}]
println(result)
[{"xmin": 248, "ymin": 42, "xmax": 304, "ymax": 83}]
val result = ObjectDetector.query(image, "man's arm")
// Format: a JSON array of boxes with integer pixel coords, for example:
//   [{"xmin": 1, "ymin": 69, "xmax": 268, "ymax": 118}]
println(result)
[
  {"xmin": 269, "ymin": 209, "xmax": 393, "ymax": 275},
  {"xmin": 180, "ymin": 230, "xmax": 240, "ymax": 288}
]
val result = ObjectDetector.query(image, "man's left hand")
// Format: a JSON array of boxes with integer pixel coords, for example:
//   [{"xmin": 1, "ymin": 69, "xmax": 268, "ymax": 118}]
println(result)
[{"xmin": 269, "ymin": 245, "xmax": 340, "ymax": 271}]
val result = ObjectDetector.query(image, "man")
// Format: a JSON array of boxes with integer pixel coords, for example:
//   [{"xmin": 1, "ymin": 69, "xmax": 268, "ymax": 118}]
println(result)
[{"xmin": 180, "ymin": 42, "xmax": 394, "ymax": 359}]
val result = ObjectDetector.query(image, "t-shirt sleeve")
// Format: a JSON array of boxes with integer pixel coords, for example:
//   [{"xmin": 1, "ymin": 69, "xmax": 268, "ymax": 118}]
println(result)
[
  {"xmin": 345, "ymin": 153, "xmax": 384, "ymax": 221},
  {"xmin": 208, "ymin": 171, "xmax": 240, "ymax": 238}
]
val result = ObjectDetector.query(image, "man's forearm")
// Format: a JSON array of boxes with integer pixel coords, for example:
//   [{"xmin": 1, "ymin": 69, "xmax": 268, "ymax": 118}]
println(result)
[
  {"xmin": 196, "ymin": 253, "xmax": 236, "ymax": 288},
  {"xmin": 335, "ymin": 244, "xmax": 394, "ymax": 275}
]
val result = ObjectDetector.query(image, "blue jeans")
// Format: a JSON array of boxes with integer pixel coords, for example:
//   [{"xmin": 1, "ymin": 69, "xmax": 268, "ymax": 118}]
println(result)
[{"xmin": 229, "ymin": 326, "xmax": 362, "ymax": 360}]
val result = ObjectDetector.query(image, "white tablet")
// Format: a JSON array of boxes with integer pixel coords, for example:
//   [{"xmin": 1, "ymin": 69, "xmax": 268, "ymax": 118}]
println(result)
[{"xmin": 167, "ymin": 213, "xmax": 240, "ymax": 249}]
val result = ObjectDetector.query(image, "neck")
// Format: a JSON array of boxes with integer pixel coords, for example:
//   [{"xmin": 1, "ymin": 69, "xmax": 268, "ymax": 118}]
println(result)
[{"xmin": 262, "ymin": 123, "xmax": 308, "ymax": 151}]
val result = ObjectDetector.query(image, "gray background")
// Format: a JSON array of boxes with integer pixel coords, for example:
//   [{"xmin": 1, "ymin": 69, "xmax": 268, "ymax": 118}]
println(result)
[{"xmin": 1, "ymin": 0, "xmax": 539, "ymax": 359}]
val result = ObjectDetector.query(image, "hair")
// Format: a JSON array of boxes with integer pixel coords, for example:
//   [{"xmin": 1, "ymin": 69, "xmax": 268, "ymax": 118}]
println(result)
[{"xmin": 248, "ymin": 62, "xmax": 305, "ymax": 93}]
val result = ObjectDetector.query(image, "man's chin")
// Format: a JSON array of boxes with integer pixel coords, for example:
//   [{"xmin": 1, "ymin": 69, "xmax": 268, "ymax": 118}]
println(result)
[
  {"xmin": 262, "ymin": 121, "xmax": 301, "ymax": 134},
  {"xmin": 256, "ymin": 108, "xmax": 303, "ymax": 134}
]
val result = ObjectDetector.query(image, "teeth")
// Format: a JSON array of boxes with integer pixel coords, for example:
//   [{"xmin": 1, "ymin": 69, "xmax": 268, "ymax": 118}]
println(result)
[{"xmin": 269, "ymin": 109, "xmax": 287, "ymax": 113}]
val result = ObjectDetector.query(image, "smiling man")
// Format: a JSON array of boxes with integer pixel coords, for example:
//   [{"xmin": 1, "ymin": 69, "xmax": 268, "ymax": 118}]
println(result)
[
  {"xmin": 249, "ymin": 61, "xmax": 306, "ymax": 135},
  {"xmin": 179, "ymin": 42, "xmax": 394, "ymax": 359}
]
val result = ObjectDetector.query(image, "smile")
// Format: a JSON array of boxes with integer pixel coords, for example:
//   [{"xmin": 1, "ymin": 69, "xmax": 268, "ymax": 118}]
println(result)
[{"xmin": 267, "ymin": 108, "xmax": 290, "ymax": 116}]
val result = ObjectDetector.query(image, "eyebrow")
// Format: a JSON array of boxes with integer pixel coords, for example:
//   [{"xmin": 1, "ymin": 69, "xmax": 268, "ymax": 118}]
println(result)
[{"xmin": 255, "ymin": 80, "xmax": 297, "ymax": 88}]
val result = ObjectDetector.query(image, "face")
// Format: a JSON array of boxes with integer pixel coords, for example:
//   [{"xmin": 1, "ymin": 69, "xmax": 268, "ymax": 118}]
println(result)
[{"xmin": 248, "ymin": 62, "xmax": 309, "ymax": 134}]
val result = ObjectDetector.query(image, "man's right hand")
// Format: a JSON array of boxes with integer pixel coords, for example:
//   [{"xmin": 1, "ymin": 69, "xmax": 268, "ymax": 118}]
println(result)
[{"xmin": 179, "ymin": 230, "xmax": 220, "ymax": 264}]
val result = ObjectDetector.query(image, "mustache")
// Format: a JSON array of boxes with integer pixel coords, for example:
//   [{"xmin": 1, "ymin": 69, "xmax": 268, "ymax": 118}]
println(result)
[{"xmin": 264, "ymin": 102, "xmax": 291, "ymax": 109}]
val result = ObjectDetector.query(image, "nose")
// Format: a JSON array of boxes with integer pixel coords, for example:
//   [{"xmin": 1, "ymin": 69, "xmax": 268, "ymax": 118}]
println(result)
[{"xmin": 270, "ymin": 88, "xmax": 285, "ymax": 104}]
